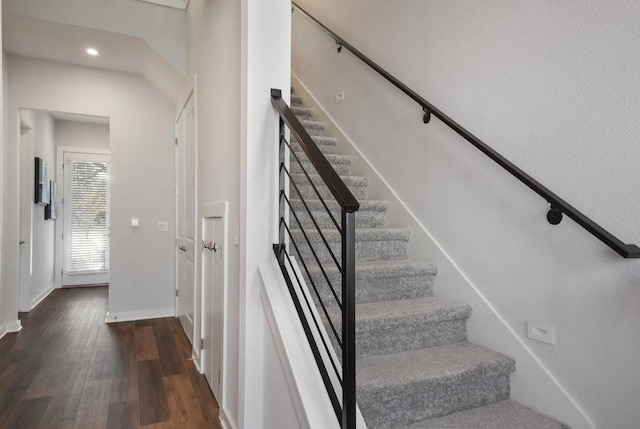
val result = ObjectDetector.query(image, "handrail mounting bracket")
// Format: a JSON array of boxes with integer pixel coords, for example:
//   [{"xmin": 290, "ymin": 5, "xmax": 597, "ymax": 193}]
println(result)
[{"xmin": 547, "ymin": 205, "xmax": 563, "ymax": 225}]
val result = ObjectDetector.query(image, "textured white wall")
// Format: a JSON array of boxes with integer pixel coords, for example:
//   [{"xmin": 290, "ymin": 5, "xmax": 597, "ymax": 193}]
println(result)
[
  {"xmin": 3, "ymin": 0, "xmax": 187, "ymax": 76},
  {"xmin": 293, "ymin": 1, "xmax": 640, "ymax": 428},
  {"xmin": 239, "ymin": 0, "xmax": 290, "ymax": 427},
  {"xmin": 23, "ymin": 110, "xmax": 56, "ymax": 307},
  {"xmin": 5, "ymin": 56, "xmax": 176, "ymax": 323},
  {"xmin": 186, "ymin": 0, "xmax": 242, "ymax": 425},
  {"xmin": 54, "ymin": 120, "xmax": 109, "ymax": 151}
]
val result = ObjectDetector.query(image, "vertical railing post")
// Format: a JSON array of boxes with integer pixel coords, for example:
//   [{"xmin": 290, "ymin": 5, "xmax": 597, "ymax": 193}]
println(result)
[
  {"xmin": 275, "ymin": 89, "xmax": 286, "ymax": 266},
  {"xmin": 342, "ymin": 210, "xmax": 357, "ymax": 429}
]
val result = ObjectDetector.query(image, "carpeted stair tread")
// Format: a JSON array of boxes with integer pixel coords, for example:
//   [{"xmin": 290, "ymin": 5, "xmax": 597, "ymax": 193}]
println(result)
[
  {"xmin": 305, "ymin": 259, "xmax": 437, "ymax": 280},
  {"xmin": 300, "ymin": 119, "xmax": 324, "ymax": 136},
  {"xmin": 292, "ymin": 106, "xmax": 314, "ymax": 118},
  {"xmin": 289, "ymin": 172, "xmax": 366, "ymax": 188},
  {"xmin": 292, "ymin": 152, "xmax": 351, "ymax": 166},
  {"xmin": 289, "ymin": 173, "xmax": 368, "ymax": 200},
  {"xmin": 291, "ymin": 136, "xmax": 338, "ymax": 154},
  {"xmin": 292, "ymin": 135, "xmax": 338, "ymax": 147},
  {"xmin": 299, "ymin": 119, "xmax": 325, "ymax": 130},
  {"xmin": 406, "ymin": 399, "xmax": 570, "ymax": 429},
  {"xmin": 325, "ymin": 297, "xmax": 471, "ymax": 358},
  {"xmin": 290, "ymin": 198, "xmax": 388, "ymax": 213},
  {"xmin": 358, "ymin": 341, "xmax": 514, "ymax": 390},
  {"xmin": 357, "ymin": 342, "xmax": 515, "ymax": 427},
  {"xmin": 291, "ymin": 94, "xmax": 304, "ymax": 106},
  {"xmin": 290, "ymin": 153, "xmax": 352, "ymax": 175},
  {"xmin": 292, "ymin": 228, "xmax": 410, "ymax": 262},
  {"xmin": 289, "ymin": 199, "xmax": 387, "ymax": 229},
  {"xmin": 292, "ymin": 227, "xmax": 409, "ymax": 242},
  {"xmin": 355, "ymin": 296, "xmax": 472, "ymax": 329}
]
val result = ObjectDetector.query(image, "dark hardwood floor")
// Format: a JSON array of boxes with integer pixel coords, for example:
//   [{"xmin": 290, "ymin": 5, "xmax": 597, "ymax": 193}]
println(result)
[{"xmin": 0, "ymin": 287, "xmax": 222, "ymax": 429}]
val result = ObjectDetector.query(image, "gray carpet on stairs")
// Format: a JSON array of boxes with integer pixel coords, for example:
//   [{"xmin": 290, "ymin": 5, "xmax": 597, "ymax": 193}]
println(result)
[{"xmin": 288, "ymin": 88, "xmax": 569, "ymax": 429}]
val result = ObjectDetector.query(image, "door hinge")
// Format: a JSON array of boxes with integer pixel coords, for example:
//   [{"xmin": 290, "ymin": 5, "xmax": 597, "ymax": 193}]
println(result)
[
  {"xmin": 174, "ymin": 137, "xmax": 178, "ymax": 146},
  {"xmin": 61, "ymin": 197, "xmax": 64, "ymax": 205},
  {"xmin": 200, "ymin": 338, "xmax": 204, "ymax": 350},
  {"xmin": 175, "ymin": 289, "xmax": 179, "ymax": 297},
  {"xmin": 61, "ymin": 233, "xmax": 64, "ymax": 240}
]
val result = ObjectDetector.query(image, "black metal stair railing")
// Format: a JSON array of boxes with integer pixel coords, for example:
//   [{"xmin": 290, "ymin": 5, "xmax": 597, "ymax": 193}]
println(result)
[
  {"xmin": 292, "ymin": 2, "xmax": 640, "ymax": 259},
  {"xmin": 271, "ymin": 88, "xmax": 359, "ymax": 429}
]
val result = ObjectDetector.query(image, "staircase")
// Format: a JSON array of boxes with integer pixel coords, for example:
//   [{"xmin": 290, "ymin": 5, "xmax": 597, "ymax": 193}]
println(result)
[{"xmin": 289, "ymin": 88, "xmax": 569, "ymax": 429}]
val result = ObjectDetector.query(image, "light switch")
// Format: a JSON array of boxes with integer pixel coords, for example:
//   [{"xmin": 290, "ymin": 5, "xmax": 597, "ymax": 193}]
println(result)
[
  {"xmin": 131, "ymin": 218, "xmax": 139, "ymax": 227},
  {"xmin": 157, "ymin": 221, "xmax": 169, "ymax": 232}
]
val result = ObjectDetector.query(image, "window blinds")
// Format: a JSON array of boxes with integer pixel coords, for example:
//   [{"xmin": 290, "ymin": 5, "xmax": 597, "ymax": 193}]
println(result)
[{"xmin": 68, "ymin": 160, "xmax": 109, "ymax": 273}]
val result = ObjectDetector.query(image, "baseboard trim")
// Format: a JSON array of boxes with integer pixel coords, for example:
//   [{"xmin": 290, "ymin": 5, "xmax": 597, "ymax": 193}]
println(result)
[
  {"xmin": 105, "ymin": 308, "xmax": 175, "ymax": 323},
  {"xmin": 30, "ymin": 283, "xmax": 56, "ymax": 311},
  {"xmin": 0, "ymin": 320, "xmax": 23, "ymax": 340},
  {"xmin": 219, "ymin": 407, "xmax": 237, "ymax": 429}
]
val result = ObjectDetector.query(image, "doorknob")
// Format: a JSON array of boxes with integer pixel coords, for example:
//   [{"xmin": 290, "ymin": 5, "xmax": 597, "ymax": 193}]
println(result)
[
  {"xmin": 177, "ymin": 245, "xmax": 187, "ymax": 252},
  {"xmin": 19, "ymin": 240, "xmax": 25, "ymax": 245},
  {"xmin": 202, "ymin": 241, "xmax": 218, "ymax": 252}
]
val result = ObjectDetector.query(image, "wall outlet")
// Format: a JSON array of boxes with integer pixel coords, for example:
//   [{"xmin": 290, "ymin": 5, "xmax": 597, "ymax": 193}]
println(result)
[
  {"xmin": 131, "ymin": 218, "xmax": 139, "ymax": 228},
  {"xmin": 527, "ymin": 321, "xmax": 556, "ymax": 345},
  {"xmin": 335, "ymin": 91, "xmax": 345, "ymax": 103},
  {"xmin": 157, "ymin": 221, "xmax": 169, "ymax": 232}
]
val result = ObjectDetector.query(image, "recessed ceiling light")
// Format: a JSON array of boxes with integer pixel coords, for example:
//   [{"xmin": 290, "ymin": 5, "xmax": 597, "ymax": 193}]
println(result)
[{"xmin": 86, "ymin": 48, "xmax": 99, "ymax": 56}]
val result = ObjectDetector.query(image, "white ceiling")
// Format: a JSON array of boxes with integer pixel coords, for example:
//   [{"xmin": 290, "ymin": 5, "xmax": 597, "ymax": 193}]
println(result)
[{"xmin": 3, "ymin": 13, "xmax": 186, "ymax": 104}]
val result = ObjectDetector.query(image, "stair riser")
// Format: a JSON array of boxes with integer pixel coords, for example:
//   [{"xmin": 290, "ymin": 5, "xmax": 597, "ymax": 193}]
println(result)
[
  {"xmin": 357, "ymin": 320, "xmax": 467, "ymax": 359},
  {"xmin": 293, "ymin": 239, "xmax": 408, "ymax": 263},
  {"xmin": 292, "ymin": 107, "xmax": 314, "ymax": 119},
  {"xmin": 290, "ymin": 141, "xmax": 338, "ymax": 155},
  {"xmin": 327, "ymin": 318, "xmax": 468, "ymax": 360},
  {"xmin": 306, "ymin": 273, "xmax": 435, "ymax": 305},
  {"xmin": 302, "ymin": 127, "xmax": 325, "ymax": 137},
  {"xmin": 291, "ymin": 159, "xmax": 351, "ymax": 175},
  {"xmin": 290, "ymin": 210, "xmax": 386, "ymax": 229},
  {"xmin": 291, "ymin": 95, "xmax": 304, "ymax": 107},
  {"xmin": 359, "ymin": 372, "xmax": 511, "ymax": 428},
  {"xmin": 291, "ymin": 184, "xmax": 366, "ymax": 201}
]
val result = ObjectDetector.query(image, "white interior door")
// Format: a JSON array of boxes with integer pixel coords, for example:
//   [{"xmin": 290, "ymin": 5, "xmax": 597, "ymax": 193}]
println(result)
[
  {"xmin": 201, "ymin": 202, "xmax": 228, "ymax": 403},
  {"xmin": 18, "ymin": 119, "xmax": 33, "ymax": 311},
  {"xmin": 176, "ymin": 93, "xmax": 197, "ymax": 346},
  {"xmin": 62, "ymin": 152, "xmax": 110, "ymax": 286}
]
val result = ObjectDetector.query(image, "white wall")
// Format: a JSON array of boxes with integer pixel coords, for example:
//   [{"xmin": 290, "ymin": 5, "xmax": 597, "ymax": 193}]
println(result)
[
  {"xmin": 54, "ymin": 120, "xmax": 109, "ymax": 151},
  {"xmin": 292, "ymin": 1, "xmax": 640, "ymax": 428},
  {"xmin": 186, "ymin": 0, "xmax": 242, "ymax": 425},
  {"xmin": 3, "ymin": 0, "xmax": 187, "ymax": 76},
  {"xmin": 186, "ymin": 0, "xmax": 291, "ymax": 427},
  {"xmin": 239, "ymin": 0, "xmax": 290, "ymax": 427},
  {"xmin": 22, "ymin": 109, "xmax": 56, "ymax": 308},
  {"xmin": 4, "ymin": 56, "xmax": 176, "ymax": 324}
]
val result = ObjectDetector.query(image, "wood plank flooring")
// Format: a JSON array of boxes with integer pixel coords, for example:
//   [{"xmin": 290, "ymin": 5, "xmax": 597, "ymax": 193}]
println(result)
[{"xmin": 0, "ymin": 287, "xmax": 222, "ymax": 429}]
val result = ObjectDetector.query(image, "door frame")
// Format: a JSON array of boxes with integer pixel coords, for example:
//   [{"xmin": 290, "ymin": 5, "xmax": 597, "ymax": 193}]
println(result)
[
  {"xmin": 200, "ymin": 201, "xmax": 229, "ymax": 405},
  {"xmin": 55, "ymin": 146, "xmax": 111, "ymax": 288},
  {"xmin": 18, "ymin": 115, "xmax": 33, "ymax": 312}
]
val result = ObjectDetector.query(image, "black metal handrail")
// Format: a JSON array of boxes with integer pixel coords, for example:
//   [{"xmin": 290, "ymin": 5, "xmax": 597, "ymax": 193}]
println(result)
[
  {"xmin": 271, "ymin": 88, "xmax": 358, "ymax": 429},
  {"xmin": 292, "ymin": 2, "xmax": 640, "ymax": 259}
]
